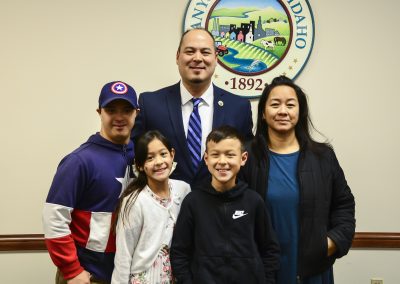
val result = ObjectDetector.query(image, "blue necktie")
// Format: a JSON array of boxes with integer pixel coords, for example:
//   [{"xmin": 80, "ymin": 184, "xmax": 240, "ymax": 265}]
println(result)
[{"xmin": 187, "ymin": 98, "xmax": 202, "ymax": 169}]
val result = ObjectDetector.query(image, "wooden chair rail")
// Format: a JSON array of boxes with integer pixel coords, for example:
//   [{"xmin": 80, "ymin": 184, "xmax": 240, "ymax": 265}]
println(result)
[
  {"xmin": 0, "ymin": 234, "xmax": 47, "ymax": 251},
  {"xmin": 0, "ymin": 232, "xmax": 399, "ymax": 251},
  {"xmin": 351, "ymin": 232, "xmax": 400, "ymax": 249}
]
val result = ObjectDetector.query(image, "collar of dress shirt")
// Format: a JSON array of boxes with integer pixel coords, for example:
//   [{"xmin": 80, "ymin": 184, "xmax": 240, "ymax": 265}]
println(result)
[{"xmin": 180, "ymin": 81, "xmax": 214, "ymax": 107}]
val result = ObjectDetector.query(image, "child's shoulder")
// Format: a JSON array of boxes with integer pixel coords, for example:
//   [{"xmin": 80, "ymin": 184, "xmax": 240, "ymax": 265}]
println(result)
[
  {"xmin": 177, "ymin": 187, "xmax": 205, "ymax": 204},
  {"xmin": 241, "ymin": 186, "xmax": 265, "ymax": 203},
  {"xmin": 121, "ymin": 188, "xmax": 148, "ymax": 205},
  {"xmin": 170, "ymin": 179, "xmax": 191, "ymax": 191},
  {"xmin": 170, "ymin": 179, "xmax": 191, "ymax": 197}
]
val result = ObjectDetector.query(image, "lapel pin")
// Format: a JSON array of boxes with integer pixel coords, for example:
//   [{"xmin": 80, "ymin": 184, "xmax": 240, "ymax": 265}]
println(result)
[{"xmin": 218, "ymin": 100, "xmax": 224, "ymax": 107}]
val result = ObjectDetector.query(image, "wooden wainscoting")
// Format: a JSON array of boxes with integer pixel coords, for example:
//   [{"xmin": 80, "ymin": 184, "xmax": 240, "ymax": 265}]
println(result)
[{"xmin": 0, "ymin": 232, "xmax": 399, "ymax": 251}]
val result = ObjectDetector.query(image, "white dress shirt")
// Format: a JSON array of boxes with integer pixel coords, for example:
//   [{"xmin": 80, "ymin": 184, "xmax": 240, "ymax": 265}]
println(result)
[{"xmin": 180, "ymin": 82, "xmax": 214, "ymax": 158}]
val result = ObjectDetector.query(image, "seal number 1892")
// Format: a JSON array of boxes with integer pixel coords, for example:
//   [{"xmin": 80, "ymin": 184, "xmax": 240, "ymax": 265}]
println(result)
[{"xmin": 228, "ymin": 77, "xmax": 264, "ymax": 91}]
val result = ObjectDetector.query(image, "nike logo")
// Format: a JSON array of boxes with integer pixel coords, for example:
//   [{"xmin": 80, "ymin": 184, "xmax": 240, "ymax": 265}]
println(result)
[{"xmin": 232, "ymin": 210, "xmax": 248, "ymax": 219}]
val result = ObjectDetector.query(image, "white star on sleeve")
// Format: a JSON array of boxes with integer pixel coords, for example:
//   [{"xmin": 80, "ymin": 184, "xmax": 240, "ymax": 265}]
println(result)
[{"xmin": 116, "ymin": 166, "xmax": 134, "ymax": 198}]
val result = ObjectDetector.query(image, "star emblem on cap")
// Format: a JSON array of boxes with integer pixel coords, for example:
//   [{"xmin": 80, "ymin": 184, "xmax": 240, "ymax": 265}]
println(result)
[{"xmin": 111, "ymin": 82, "xmax": 128, "ymax": 94}]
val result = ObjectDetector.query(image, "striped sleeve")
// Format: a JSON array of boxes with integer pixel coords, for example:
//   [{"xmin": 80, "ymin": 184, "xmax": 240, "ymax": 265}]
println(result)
[
  {"xmin": 43, "ymin": 202, "xmax": 83, "ymax": 279},
  {"xmin": 43, "ymin": 154, "xmax": 87, "ymax": 279}
]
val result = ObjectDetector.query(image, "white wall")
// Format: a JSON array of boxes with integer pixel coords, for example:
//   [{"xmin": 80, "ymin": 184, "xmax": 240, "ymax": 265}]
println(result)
[
  {"xmin": 335, "ymin": 250, "xmax": 400, "ymax": 284},
  {"xmin": 0, "ymin": 252, "xmax": 55, "ymax": 283},
  {"xmin": 0, "ymin": 0, "xmax": 399, "ymax": 283}
]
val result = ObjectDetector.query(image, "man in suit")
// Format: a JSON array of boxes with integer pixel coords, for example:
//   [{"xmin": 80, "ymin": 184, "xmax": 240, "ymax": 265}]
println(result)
[{"xmin": 132, "ymin": 28, "xmax": 253, "ymax": 187}]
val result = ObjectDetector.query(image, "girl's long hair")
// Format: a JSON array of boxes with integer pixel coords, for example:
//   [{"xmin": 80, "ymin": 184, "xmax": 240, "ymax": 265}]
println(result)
[
  {"xmin": 254, "ymin": 76, "xmax": 331, "ymax": 162},
  {"xmin": 113, "ymin": 130, "xmax": 173, "ymax": 231}
]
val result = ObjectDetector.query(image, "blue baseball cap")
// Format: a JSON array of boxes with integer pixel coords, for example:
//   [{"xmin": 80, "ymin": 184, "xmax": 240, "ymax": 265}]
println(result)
[{"xmin": 99, "ymin": 81, "xmax": 139, "ymax": 108}]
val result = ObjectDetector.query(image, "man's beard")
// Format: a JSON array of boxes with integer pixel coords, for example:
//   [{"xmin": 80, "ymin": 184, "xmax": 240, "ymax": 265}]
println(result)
[{"xmin": 189, "ymin": 78, "xmax": 204, "ymax": 84}]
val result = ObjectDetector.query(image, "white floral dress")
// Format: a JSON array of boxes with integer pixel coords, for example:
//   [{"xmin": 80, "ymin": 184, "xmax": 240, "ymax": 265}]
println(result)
[{"xmin": 130, "ymin": 187, "xmax": 175, "ymax": 284}]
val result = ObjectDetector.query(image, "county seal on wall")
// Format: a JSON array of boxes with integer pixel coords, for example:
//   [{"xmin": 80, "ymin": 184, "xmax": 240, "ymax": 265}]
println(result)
[{"xmin": 183, "ymin": 0, "xmax": 315, "ymax": 97}]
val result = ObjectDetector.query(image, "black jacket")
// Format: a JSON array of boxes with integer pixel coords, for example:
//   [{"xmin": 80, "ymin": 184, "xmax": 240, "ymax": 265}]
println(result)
[
  {"xmin": 240, "ymin": 142, "xmax": 355, "ymax": 278},
  {"xmin": 170, "ymin": 180, "xmax": 280, "ymax": 284}
]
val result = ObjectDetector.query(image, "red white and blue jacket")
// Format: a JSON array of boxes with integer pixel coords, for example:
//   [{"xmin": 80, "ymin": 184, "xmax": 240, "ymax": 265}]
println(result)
[{"xmin": 43, "ymin": 133, "xmax": 134, "ymax": 282}]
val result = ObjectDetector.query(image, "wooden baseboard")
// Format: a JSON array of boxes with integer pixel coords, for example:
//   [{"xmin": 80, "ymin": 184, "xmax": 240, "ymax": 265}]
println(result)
[{"xmin": 0, "ymin": 232, "xmax": 399, "ymax": 251}]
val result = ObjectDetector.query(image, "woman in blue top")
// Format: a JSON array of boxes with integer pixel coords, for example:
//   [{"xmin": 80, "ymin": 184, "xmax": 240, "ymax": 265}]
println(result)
[{"xmin": 241, "ymin": 76, "xmax": 355, "ymax": 284}]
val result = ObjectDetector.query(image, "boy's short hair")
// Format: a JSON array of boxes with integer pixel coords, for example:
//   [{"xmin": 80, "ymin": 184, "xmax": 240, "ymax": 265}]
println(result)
[{"xmin": 205, "ymin": 125, "xmax": 246, "ymax": 152}]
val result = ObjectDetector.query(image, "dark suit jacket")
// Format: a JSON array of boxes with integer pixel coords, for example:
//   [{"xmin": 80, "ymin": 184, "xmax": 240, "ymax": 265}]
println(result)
[{"xmin": 131, "ymin": 82, "xmax": 253, "ymax": 187}]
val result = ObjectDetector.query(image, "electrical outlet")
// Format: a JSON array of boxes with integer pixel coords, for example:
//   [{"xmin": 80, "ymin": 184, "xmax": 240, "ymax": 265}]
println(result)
[{"xmin": 371, "ymin": 278, "xmax": 383, "ymax": 284}]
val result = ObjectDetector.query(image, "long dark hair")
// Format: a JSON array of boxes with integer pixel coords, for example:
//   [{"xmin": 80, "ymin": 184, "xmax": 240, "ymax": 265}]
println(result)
[
  {"xmin": 113, "ymin": 130, "xmax": 173, "ymax": 230},
  {"xmin": 254, "ymin": 76, "xmax": 330, "ymax": 161}
]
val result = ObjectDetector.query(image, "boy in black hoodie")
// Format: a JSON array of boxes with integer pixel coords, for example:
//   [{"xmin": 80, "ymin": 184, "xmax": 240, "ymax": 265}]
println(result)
[{"xmin": 170, "ymin": 125, "xmax": 280, "ymax": 284}]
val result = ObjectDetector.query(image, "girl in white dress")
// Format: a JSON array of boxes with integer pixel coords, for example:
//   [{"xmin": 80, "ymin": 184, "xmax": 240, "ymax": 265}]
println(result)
[{"xmin": 112, "ymin": 130, "xmax": 191, "ymax": 284}]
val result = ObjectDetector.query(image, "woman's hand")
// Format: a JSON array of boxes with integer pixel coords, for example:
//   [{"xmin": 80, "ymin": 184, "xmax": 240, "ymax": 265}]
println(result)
[{"xmin": 327, "ymin": 237, "xmax": 337, "ymax": 256}]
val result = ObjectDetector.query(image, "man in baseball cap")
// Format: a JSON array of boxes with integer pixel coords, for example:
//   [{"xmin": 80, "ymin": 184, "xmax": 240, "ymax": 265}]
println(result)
[
  {"xmin": 43, "ymin": 81, "xmax": 138, "ymax": 284},
  {"xmin": 97, "ymin": 81, "xmax": 139, "ymax": 144}
]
